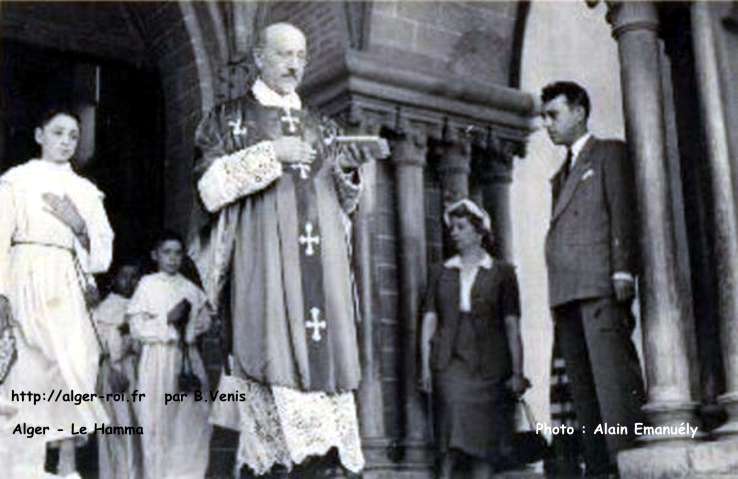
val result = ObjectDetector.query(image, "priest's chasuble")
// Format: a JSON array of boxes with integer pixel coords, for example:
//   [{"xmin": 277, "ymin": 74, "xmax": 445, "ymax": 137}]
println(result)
[{"xmin": 191, "ymin": 80, "xmax": 364, "ymax": 474}]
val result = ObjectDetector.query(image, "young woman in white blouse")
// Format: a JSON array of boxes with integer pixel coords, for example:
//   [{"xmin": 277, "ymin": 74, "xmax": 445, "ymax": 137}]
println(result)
[
  {"xmin": 420, "ymin": 199, "xmax": 528, "ymax": 479},
  {"xmin": 0, "ymin": 108, "xmax": 114, "ymax": 478}
]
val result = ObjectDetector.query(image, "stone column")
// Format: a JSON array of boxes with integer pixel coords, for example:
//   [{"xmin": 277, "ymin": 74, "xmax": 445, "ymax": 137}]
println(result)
[
  {"xmin": 691, "ymin": 2, "xmax": 738, "ymax": 438},
  {"xmin": 436, "ymin": 134, "xmax": 472, "ymax": 200},
  {"xmin": 354, "ymin": 159, "xmax": 390, "ymax": 467},
  {"xmin": 434, "ymin": 134, "xmax": 472, "ymax": 260},
  {"xmin": 609, "ymin": 1, "xmax": 699, "ymax": 440},
  {"xmin": 392, "ymin": 126, "xmax": 431, "ymax": 459},
  {"xmin": 477, "ymin": 150, "xmax": 515, "ymax": 261}
]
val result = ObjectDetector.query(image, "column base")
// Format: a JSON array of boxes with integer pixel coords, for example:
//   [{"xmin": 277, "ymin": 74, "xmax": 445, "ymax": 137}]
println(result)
[
  {"xmin": 618, "ymin": 437, "xmax": 738, "ymax": 478},
  {"xmin": 356, "ymin": 437, "xmax": 433, "ymax": 479},
  {"xmin": 713, "ymin": 391, "xmax": 738, "ymax": 438},
  {"xmin": 639, "ymin": 400, "xmax": 704, "ymax": 443}
]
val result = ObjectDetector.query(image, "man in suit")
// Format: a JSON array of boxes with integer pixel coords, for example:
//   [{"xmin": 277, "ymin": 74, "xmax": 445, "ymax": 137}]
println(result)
[{"xmin": 541, "ymin": 81, "xmax": 645, "ymax": 477}]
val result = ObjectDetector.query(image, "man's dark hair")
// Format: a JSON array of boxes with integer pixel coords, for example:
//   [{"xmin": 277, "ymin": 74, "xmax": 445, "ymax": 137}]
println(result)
[
  {"xmin": 152, "ymin": 229, "xmax": 185, "ymax": 251},
  {"xmin": 541, "ymin": 81, "xmax": 591, "ymax": 119}
]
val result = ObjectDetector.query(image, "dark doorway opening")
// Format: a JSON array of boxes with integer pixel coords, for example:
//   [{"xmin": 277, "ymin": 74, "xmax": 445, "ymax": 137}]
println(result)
[{"xmin": 1, "ymin": 39, "xmax": 165, "ymax": 272}]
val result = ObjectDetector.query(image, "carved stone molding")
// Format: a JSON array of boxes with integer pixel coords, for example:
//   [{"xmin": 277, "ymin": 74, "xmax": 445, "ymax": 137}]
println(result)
[
  {"xmin": 303, "ymin": 50, "xmax": 533, "ymax": 154},
  {"xmin": 392, "ymin": 125, "xmax": 429, "ymax": 169}
]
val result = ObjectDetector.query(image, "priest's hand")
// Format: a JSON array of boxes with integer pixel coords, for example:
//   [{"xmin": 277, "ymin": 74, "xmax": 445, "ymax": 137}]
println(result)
[
  {"xmin": 338, "ymin": 144, "xmax": 373, "ymax": 170},
  {"xmin": 272, "ymin": 137, "xmax": 316, "ymax": 164}
]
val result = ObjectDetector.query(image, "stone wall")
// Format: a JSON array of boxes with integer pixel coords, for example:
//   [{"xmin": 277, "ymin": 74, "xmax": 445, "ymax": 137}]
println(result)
[{"xmin": 368, "ymin": 1, "xmax": 518, "ymax": 85}]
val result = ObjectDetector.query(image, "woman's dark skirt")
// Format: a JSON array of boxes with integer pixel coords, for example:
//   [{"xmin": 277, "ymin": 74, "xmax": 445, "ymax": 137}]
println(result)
[{"xmin": 434, "ymin": 358, "xmax": 515, "ymax": 463}]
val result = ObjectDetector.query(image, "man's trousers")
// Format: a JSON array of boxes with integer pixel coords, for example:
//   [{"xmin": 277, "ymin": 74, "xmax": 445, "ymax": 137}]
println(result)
[{"xmin": 553, "ymin": 297, "xmax": 646, "ymax": 475}]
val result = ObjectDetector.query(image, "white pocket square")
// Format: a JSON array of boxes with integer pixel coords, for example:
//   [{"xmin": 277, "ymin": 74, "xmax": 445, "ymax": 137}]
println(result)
[{"xmin": 581, "ymin": 169, "xmax": 595, "ymax": 180}]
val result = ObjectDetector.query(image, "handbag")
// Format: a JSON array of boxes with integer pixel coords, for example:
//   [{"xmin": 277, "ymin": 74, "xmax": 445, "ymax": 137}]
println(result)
[
  {"xmin": 173, "ymin": 301, "xmax": 202, "ymax": 394},
  {"xmin": 0, "ymin": 310, "xmax": 18, "ymax": 385},
  {"xmin": 500, "ymin": 398, "xmax": 551, "ymax": 469},
  {"xmin": 178, "ymin": 345, "xmax": 202, "ymax": 393}
]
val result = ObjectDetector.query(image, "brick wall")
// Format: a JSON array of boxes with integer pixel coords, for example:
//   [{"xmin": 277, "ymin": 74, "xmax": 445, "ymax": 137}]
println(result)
[
  {"xmin": 369, "ymin": 1, "xmax": 518, "ymax": 85},
  {"xmin": 372, "ymin": 161, "xmax": 403, "ymax": 437},
  {"xmin": 131, "ymin": 2, "xmax": 203, "ymax": 236},
  {"xmin": 371, "ymin": 159, "xmax": 444, "ymax": 438}
]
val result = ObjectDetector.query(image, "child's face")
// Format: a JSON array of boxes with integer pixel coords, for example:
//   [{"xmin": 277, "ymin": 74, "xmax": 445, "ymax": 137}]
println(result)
[
  {"xmin": 152, "ymin": 239, "xmax": 183, "ymax": 275},
  {"xmin": 113, "ymin": 265, "xmax": 139, "ymax": 298}
]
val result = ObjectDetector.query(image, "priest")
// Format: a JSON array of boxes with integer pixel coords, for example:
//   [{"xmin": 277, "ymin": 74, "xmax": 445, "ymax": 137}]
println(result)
[{"xmin": 191, "ymin": 22, "xmax": 373, "ymax": 478}]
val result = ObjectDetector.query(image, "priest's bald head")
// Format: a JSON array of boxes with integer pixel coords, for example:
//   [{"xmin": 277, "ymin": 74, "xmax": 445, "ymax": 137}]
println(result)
[{"xmin": 254, "ymin": 23, "xmax": 307, "ymax": 96}]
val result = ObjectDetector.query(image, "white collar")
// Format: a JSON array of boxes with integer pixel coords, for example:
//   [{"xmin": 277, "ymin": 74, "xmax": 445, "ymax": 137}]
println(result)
[
  {"xmin": 32, "ymin": 158, "xmax": 73, "ymax": 172},
  {"xmin": 443, "ymin": 253, "xmax": 493, "ymax": 270},
  {"xmin": 569, "ymin": 132, "xmax": 592, "ymax": 162},
  {"xmin": 252, "ymin": 78, "xmax": 302, "ymax": 111}
]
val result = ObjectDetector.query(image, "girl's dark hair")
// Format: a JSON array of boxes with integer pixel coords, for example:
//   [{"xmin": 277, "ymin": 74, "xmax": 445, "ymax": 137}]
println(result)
[
  {"xmin": 36, "ymin": 107, "xmax": 81, "ymax": 129},
  {"xmin": 448, "ymin": 204, "xmax": 495, "ymax": 255}
]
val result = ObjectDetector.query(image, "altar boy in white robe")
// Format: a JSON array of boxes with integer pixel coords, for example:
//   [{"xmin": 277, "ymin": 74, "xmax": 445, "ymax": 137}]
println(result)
[
  {"xmin": 94, "ymin": 260, "xmax": 142, "ymax": 479},
  {"xmin": 128, "ymin": 231, "xmax": 212, "ymax": 479}
]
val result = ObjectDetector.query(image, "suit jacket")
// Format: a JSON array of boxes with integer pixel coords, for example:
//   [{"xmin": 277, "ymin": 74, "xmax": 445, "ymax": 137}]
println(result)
[
  {"xmin": 545, "ymin": 136, "xmax": 638, "ymax": 307},
  {"xmin": 424, "ymin": 259, "xmax": 520, "ymax": 380}
]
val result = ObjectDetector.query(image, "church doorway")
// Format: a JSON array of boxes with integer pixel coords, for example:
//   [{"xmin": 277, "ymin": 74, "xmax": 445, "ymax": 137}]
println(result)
[{"xmin": 0, "ymin": 38, "xmax": 166, "ymax": 266}]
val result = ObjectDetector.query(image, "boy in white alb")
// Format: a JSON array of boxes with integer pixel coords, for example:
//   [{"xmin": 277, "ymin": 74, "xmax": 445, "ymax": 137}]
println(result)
[
  {"xmin": 128, "ymin": 232, "xmax": 212, "ymax": 479},
  {"xmin": 93, "ymin": 261, "xmax": 142, "ymax": 479}
]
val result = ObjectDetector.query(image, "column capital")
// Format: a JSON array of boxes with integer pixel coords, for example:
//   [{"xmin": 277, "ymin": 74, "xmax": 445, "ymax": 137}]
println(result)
[
  {"xmin": 588, "ymin": 1, "xmax": 659, "ymax": 39},
  {"xmin": 475, "ymin": 153, "xmax": 514, "ymax": 185},
  {"xmin": 434, "ymin": 133, "xmax": 473, "ymax": 177},
  {"xmin": 392, "ymin": 126, "xmax": 429, "ymax": 168}
]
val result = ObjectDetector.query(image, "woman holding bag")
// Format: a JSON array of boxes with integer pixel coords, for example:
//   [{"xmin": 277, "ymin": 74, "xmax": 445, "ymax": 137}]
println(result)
[
  {"xmin": 420, "ymin": 198, "xmax": 528, "ymax": 479},
  {"xmin": 0, "ymin": 108, "xmax": 114, "ymax": 478}
]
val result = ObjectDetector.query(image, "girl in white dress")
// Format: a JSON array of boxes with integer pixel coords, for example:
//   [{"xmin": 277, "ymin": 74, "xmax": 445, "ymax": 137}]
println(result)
[
  {"xmin": 0, "ymin": 108, "xmax": 114, "ymax": 478},
  {"xmin": 128, "ymin": 231, "xmax": 212, "ymax": 479}
]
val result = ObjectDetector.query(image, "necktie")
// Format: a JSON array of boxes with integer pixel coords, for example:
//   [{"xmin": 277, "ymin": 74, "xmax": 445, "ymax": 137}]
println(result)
[{"xmin": 562, "ymin": 148, "xmax": 573, "ymax": 184}]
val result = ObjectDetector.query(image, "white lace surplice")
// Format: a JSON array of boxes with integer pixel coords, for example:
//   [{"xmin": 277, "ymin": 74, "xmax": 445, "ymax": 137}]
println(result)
[
  {"xmin": 199, "ymin": 80, "xmax": 365, "ymax": 476},
  {"xmin": 210, "ymin": 375, "xmax": 364, "ymax": 476},
  {"xmin": 201, "ymin": 147, "xmax": 365, "ymax": 473},
  {"xmin": 128, "ymin": 272, "xmax": 212, "ymax": 479},
  {"xmin": 0, "ymin": 159, "xmax": 114, "ymax": 476}
]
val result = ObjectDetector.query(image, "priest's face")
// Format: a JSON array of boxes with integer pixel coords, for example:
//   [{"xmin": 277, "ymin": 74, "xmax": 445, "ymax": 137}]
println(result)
[{"xmin": 256, "ymin": 24, "xmax": 307, "ymax": 96}]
